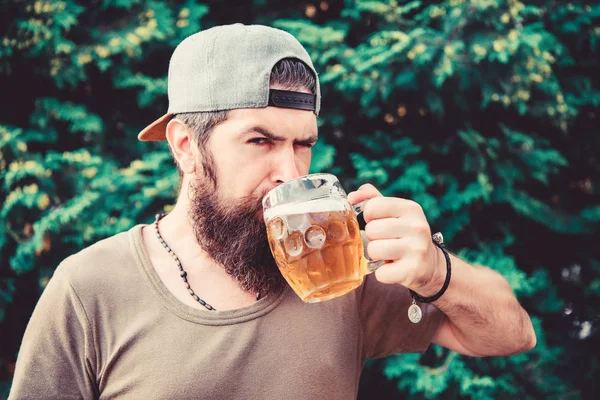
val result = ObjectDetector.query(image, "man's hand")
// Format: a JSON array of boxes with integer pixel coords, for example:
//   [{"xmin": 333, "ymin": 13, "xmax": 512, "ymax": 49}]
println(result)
[
  {"xmin": 349, "ymin": 183, "xmax": 537, "ymax": 357},
  {"xmin": 347, "ymin": 184, "xmax": 446, "ymax": 297}
]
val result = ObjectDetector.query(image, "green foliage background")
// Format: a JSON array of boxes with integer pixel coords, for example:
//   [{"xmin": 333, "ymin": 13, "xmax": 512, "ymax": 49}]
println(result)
[{"xmin": 1, "ymin": 0, "xmax": 599, "ymax": 398}]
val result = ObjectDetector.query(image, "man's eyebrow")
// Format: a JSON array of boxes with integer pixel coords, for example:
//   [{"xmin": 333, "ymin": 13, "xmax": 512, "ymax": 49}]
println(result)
[
  {"xmin": 294, "ymin": 135, "xmax": 318, "ymax": 146},
  {"xmin": 242, "ymin": 126, "xmax": 318, "ymax": 145},
  {"xmin": 242, "ymin": 127, "xmax": 286, "ymax": 142}
]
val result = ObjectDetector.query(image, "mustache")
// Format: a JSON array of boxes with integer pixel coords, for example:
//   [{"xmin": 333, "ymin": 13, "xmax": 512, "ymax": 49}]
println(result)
[{"xmin": 207, "ymin": 182, "xmax": 270, "ymax": 212}]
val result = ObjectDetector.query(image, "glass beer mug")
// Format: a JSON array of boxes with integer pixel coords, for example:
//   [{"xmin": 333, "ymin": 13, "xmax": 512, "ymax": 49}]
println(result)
[{"xmin": 262, "ymin": 173, "xmax": 383, "ymax": 303}]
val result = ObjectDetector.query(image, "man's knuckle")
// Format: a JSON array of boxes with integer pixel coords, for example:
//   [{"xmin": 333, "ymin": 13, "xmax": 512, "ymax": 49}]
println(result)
[
  {"xmin": 415, "ymin": 222, "xmax": 430, "ymax": 235},
  {"xmin": 408, "ymin": 200, "xmax": 423, "ymax": 213}
]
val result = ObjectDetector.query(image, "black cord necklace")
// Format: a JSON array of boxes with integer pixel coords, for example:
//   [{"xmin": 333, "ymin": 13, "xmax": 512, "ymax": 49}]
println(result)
[{"xmin": 154, "ymin": 213, "xmax": 261, "ymax": 311}]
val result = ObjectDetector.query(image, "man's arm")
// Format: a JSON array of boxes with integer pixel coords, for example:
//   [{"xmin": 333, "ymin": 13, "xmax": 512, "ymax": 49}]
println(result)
[
  {"xmin": 349, "ymin": 184, "xmax": 536, "ymax": 358},
  {"xmin": 9, "ymin": 266, "xmax": 98, "ymax": 399},
  {"xmin": 428, "ymin": 253, "xmax": 535, "ymax": 357}
]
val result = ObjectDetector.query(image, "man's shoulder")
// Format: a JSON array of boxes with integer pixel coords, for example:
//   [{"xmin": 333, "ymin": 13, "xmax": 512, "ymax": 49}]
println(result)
[{"xmin": 58, "ymin": 225, "xmax": 142, "ymax": 289}]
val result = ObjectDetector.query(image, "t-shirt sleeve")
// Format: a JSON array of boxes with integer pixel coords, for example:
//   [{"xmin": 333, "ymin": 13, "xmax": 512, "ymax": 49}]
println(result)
[
  {"xmin": 9, "ymin": 265, "xmax": 98, "ymax": 400},
  {"xmin": 358, "ymin": 274, "xmax": 445, "ymax": 359}
]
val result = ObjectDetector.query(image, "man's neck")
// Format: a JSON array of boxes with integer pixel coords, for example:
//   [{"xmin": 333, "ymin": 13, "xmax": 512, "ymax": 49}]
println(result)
[{"xmin": 141, "ymin": 201, "xmax": 260, "ymax": 311}]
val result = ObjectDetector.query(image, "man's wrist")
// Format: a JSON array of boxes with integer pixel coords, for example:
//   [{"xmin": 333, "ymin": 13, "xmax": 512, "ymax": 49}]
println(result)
[{"xmin": 416, "ymin": 242, "xmax": 448, "ymax": 298}]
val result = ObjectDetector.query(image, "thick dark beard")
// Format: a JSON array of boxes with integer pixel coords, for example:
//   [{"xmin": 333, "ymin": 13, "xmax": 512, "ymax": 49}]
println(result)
[{"xmin": 188, "ymin": 178, "xmax": 282, "ymax": 295}]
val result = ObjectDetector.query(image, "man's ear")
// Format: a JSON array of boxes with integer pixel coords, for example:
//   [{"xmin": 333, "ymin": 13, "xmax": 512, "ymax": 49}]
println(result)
[{"xmin": 166, "ymin": 118, "xmax": 196, "ymax": 174}]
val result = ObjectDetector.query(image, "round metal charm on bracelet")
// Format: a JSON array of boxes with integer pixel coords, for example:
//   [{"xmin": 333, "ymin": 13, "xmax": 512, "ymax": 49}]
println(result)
[{"xmin": 408, "ymin": 298, "xmax": 423, "ymax": 323}]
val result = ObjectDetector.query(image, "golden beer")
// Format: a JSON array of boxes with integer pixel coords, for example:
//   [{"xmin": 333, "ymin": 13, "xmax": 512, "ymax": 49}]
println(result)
[{"xmin": 265, "ymin": 199, "xmax": 368, "ymax": 303}]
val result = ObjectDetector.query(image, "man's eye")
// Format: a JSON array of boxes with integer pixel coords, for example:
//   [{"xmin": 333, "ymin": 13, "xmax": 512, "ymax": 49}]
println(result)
[{"xmin": 248, "ymin": 138, "xmax": 270, "ymax": 145}]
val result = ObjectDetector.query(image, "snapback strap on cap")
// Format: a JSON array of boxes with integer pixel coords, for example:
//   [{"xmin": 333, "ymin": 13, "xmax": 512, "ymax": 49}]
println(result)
[{"xmin": 268, "ymin": 89, "xmax": 316, "ymax": 112}]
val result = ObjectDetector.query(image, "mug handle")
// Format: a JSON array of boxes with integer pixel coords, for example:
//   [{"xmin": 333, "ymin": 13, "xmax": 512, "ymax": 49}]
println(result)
[{"xmin": 352, "ymin": 200, "xmax": 386, "ymax": 273}]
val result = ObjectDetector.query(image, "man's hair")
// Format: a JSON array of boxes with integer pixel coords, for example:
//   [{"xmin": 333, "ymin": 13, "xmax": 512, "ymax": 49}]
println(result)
[{"xmin": 171, "ymin": 58, "xmax": 317, "ymax": 185}]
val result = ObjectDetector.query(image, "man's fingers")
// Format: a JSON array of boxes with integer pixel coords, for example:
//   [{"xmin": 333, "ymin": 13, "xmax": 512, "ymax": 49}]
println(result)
[
  {"xmin": 364, "ymin": 218, "xmax": 411, "ymax": 240},
  {"xmin": 347, "ymin": 183, "xmax": 382, "ymax": 206},
  {"xmin": 373, "ymin": 261, "xmax": 409, "ymax": 285},
  {"xmin": 366, "ymin": 236, "xmax": 429, "ymax": 263},
  {"xmin": 358, "ymin": 183, "xmax": 379, "ymax": 192},
  {"xmin": 366, "ymin": 238, "xmax": 411, "ymax": 261},
  {"xmin": 362, "ymin": 197, "xmax": 425, "ymax": 223}
]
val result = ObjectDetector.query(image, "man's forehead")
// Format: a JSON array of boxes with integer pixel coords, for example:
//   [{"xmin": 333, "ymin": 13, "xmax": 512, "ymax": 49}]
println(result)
[{"xmin": 226, "ymin": 108, "xmax": 318, "ymax": 136}]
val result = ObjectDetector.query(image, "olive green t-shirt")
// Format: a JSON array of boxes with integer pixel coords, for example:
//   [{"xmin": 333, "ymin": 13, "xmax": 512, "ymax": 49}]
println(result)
[{"xmin": 9, "ymin": 225, "xmax": 443, "ymax": 399}]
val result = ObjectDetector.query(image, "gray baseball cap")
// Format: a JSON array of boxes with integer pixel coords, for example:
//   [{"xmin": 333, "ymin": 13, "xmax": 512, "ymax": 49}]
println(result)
[{"xmin": 138, "ymin": 23, "xmax": 321, "ymax": 141}]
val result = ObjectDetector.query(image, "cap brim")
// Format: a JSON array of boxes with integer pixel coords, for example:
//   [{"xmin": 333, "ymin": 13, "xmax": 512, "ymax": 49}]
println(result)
[{"xmin": 138, "ymin": 113, "xmax": 173, "ymax": 141}]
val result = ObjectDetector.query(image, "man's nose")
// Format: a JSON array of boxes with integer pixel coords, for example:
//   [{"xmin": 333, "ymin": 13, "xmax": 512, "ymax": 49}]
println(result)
[{"xmin": 271, "ymin": 149, "xmax": 302, "ymax": 185}]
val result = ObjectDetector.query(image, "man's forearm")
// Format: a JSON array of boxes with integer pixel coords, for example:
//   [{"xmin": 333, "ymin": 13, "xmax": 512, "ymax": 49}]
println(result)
[{"xmin": 426, "ymin": 252, "xmax": 536, "ymax": 356}]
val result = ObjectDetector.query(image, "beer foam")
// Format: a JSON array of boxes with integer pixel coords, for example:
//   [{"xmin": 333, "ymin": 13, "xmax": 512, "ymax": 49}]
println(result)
[{"xmin": 264, "ymin": 197, "xmax": 347, "ymax": 220}]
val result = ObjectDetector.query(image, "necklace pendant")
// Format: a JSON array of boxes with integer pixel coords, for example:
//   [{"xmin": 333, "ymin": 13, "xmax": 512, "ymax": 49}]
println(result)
[{"xmin": 408, "ymin": 298, "xmax": 422, "ymax": 324}]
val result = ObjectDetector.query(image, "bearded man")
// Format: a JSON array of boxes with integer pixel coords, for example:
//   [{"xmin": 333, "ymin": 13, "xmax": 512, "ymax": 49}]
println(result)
[{"xmin": 10, "ymin": 24, "xmax": 536, "ymax": 400}]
